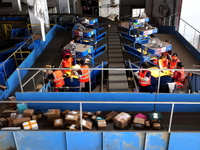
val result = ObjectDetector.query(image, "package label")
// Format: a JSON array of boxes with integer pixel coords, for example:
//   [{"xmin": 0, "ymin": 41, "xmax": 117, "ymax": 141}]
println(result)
[
  {"xmin": 56, "ymin": 119, "xmax": 60, "ymax": 124},
  {"xmin": 67, "ymin": 115, "xmax": 74, "ymax": 119}
]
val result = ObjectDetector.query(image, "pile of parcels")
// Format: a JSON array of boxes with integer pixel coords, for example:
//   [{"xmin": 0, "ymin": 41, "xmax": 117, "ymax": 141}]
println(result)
[{"xmin": 0, "ymin": 100, "xmax": 163, "ymax": 130}]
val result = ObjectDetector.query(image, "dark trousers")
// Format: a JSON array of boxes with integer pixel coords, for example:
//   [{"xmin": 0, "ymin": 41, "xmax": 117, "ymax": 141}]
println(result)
[
  {"xmin": 139, "ymin": 85, "xmax": 150, "ymax": 93},
  {"xmin": 82, "ymin": 82, "xmax": 89, "ymax": 92}
]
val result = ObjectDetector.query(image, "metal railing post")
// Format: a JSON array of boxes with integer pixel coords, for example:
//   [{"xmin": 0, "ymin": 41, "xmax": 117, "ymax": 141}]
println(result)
[
  {"xmin": 80, "ymin": 102, "xmax": 83, "ymax": 131},
  {"xmin": 89, "ymin": 69, "xmax": 91, "ymax": 93},
  {"xmin": 41, "ymin": 70, "xmax": 45, "ymax": 85},
  {"xmin": 101, "ymin": 62, "xmax": 103, "ymax": 92},
  {"xmin": 3, "ymin": 64, "xmax": 8, "ymax": 81},
  {"xmin": 32, "ymin": 36, "xmax": 35, "ymax": 49},
  {"xmin": 168, "ymin": 103, "xmax": 174, "ymax": 133},
  {"xmin": 17, "ymin": 68, "xmax": 23, "ymax": 93},
  {"xmin": 19, "ymin": 48, "xmax": 23, "ymax": 62},
  {"xmin": 32, "ymin": 77, "xmax": 36, "ymax": 92},
  {"xmin": 169, "ymin": 16, "xmax": 171, "ymax": 26},
  {"xmin": 183, "ymin": 23, "xmax": 186, "ymax": 37},
  {"xmin": 193, "ymin": 30, "xmax": 196, "ymax": 46},
  {"xmin": 157, "ymin": 69, "xmax": 161, "ymax": 93}
]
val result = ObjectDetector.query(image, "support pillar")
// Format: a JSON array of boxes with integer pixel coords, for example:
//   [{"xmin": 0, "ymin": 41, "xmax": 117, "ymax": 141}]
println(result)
[
  {"xmin": 57, "ymin": 0, "xmax": 70, "ymax": 13},
  {"xmin": 11, "ymin": 0, "xmax": 22, "ymax": 12}
]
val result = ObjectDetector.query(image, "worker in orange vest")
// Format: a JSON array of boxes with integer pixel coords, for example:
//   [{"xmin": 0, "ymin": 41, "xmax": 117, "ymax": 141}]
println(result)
[
  {"xmin": 158, "ymin": 54, "xmax": 168, "ymax": 70},
  {"xmin": 61, "ymin": 55, "xmax": 73, "ymax": 73},
  {"xmin": 135, "ymin": 62, "xmax": 151, "ymax": 92},
  {"xmin": 169, "ymin": 53, "xmax": 180, "ymax": 70},
  {"xmin": 48, "ymin": 70, "xmax": 66, "ymax": 92},
  {"xmin": 73, "ymin": 59, "xmax": 90, "ymax": 92},
  {"xmin": 171, "ymin": 62, "xmax": 185, "ymax": 88}
]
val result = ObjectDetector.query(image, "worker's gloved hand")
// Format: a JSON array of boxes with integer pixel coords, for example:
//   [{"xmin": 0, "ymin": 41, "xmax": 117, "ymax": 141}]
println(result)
[
  {"xmin": 134, "ymin": 71, "xmax": 140, "ymax": 79},
  {"xmin": 63, "ymin": 74, "xmax": 68, "ymax": 78},
  {"xmin": 73, "ymin": 70, "xmax": 79, "ymax": 76}
]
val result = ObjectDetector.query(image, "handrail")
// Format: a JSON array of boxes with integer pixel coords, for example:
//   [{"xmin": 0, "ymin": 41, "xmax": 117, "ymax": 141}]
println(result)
[
  {"xmin": 180, "ymin": 18, "xmax": 200, "ymax": 34},
  {"xmin": 22, "ymin": 69, "xmax": 41, "ymax": 88}
]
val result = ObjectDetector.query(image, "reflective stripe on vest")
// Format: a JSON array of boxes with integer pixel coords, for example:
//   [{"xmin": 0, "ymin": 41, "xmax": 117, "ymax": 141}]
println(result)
[
  {"xmin": 139, "ymin": 70, "xmax": 151, "ymax": 86},
  {"xmin": 169, "ymin": 59, "xmax": 180, "ymax": 69},
  {"xmin": 53, "ymin": 70, "xmax": 64, "ymax": 87},
  {"xmin": 159, "ymin": 59, "xmax": 168, "ymax": 69},
  {"xmin": 79, "ymin": 65, "xmax": 89, "ymax": 83}
]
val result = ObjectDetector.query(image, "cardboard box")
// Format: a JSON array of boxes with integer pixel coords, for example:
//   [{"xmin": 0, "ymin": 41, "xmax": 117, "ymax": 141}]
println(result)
[
  {"xmin": 98, "ymin": 120, "xmax": 106, "ymax": 130},
  {"xmin": 54, "ymin": 119, "xmax": 63, "ymax": 129},
  {"xmin": 68, "ymin": 110, "xmax": 80, "ymax": 119},
  {"xmin": 13, "ymin": 117, "xmax": 31, "ymax": 127},
  {"xmin": 8, "ymin": 96, "xmax": 16, "ymax": 108},
  {"xmin": 45, "ymin": 65, "xmax": 52, "ymax": 68},
  {"xmin": 76, "ymin": 120, "xmax": 80, "ymax": 129},
  {"xmin": 23, "ymin": 109, "xmax": 34, "ymax": 117},
  {"xmin": 106, "ymin": 111, "xmax": 118, "ymax": 117},
  {"xmin": 32, "ymin": 115, "xmax": 38, "ymax": 121},
  {"xmin": 65, "ymin": 115, "xmax": 78, "ymax": 125},
  {"xmin": 0, "ymin": 84, "xmax": 6, "ymax": 91},
  {"xmin": 113, "ymin": 112, "xmax": 131, "ymax": 129},
  {"xmin": 145, "ymin": 121, "xmax": 150, "ymax": 127},
  {"xmin": 0, "ymin": 118, "xmax": 7, "ymax": 127},
  {"xmin": 83, "ymin": 112, "xmax": 94, "ymax": 116},
  {"xmin": 47, "ymin": 109, "xmax": 60, "ymax": 122},
  {"xmin": 153, "ymin": 123, "xmax": 161, "ymax": 130},
  {"xmin": 91, "ymin": 115, "xmax": 97, "ymax": 121},
  {"xmin": 36, "ymin": 84, "xmax": 43, "ymax": 92},
  {"xmin": 23, "ymin": 120, "xmax": 39, "ymax": 130},
  {"xmin": 82, "ymin": 119, "xmax": 92, "ymax": 130},
  {"xmin": 62, "ymin": 109, "xmax": 70, "ymax": 115},
  {"xmin": 105, "ymin": 115, "xmax": 113, "ymax": 122},
  {"xmin": 133, "ymin": 117, "xmax": 145, "ymax": 128},
  {"xmin": 96, "ymin": 111, "xmax": 101, "ymax": 116},
  {"xmin": 2, "ymin": 110, "xmax": 17, "ymax": 117}
]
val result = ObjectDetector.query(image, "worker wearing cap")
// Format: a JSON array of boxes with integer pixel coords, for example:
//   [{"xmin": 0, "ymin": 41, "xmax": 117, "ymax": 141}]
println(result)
[
  {"xmin": 169, "ymin": 53, "xmax": 180, "ymax": 70},
  {"xmin": 61, "ymin": 55, "xmax": 73, "ymax": 74},
  {"xmin": 158, "ymin": 54, "xmax": 168, "ymax": 70},
  {"xmin": 48, "ymin": 70, "xmax": 66, "ymax": 92},
  {"xmin": 73, "ymin": 59, "xmax": 90, "ymax": 92},
  {"xmin": 171, "ymin": 62, "xmax": 185, "ymax": 88},
  {"xmin": 134, "ymin": 62, "xmax": 151, "ymax": 92}
]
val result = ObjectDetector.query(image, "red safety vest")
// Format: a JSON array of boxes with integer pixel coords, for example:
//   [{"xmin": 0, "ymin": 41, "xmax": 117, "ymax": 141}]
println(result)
[
  {"xmin": 139, "ymin": 70, "xmax": 151, "ymax": 86},
  {"xmin": 53, "ymin": 70, "xmax": 65, "ymax": 88},
  {"xmin": 169, "ymin": 59, "xmax": 180, "ymax": 69},
  {"xmin": 79, "ymin": 65, "xmax": 89, "ymax": 83},
  {"xmin": 159, "ymin": 59, "xmax": 168, "ymax": 69},
  {"xmin": 62, "ymin": 58, "xmax": 72, "ymax": 68},
  {"xmin": 174, "ymin": 67, "xmax": 185, "ymax": 88}
]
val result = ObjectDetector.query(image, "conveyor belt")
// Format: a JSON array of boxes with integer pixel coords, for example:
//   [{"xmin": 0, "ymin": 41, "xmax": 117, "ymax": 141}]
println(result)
[{"xmin": 107, "ymin": 22, "xmax": 129, "ymax": 92}]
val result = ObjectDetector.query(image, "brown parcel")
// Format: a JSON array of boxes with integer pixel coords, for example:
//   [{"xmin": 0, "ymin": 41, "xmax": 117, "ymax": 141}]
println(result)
[
  {"xmin": 133, "ymin": 117, "xmax": 145, "ymax": 128},
  {"xmin": 13, "ymin": 117, "xmax": 31, "ymax": 127},
  {"xmin": 145, "ymin": 121, "xmax": 150, "ymax": 127},
  {"xmin": 82, "ymin": 119, "xmax": 92, "ymax": 130},
  {"xmin": 96, "ymin": 111, "xmax": 101, "ymax": 116},
  {"xmin": 54, "ymin": 119, "xmax": 63, "ymax": 129},
  {"xmin": 65, "ymin": 115, "xmax": 78, "ymax": 125},
  {"xmin": 83, "ymin": 112, "xmax": 94, "ymax": 116},
  {"xmin": 98, "ymin": 120, "xmax": 106, "ymax": 130},
  {"xmin": 153, "ymin": 123, "xmax": 161, "ymax": 130},
  {"xmin": 62, "ymin": 109, "xmax": 70, "ymax": 115},
  {"xmin": 0, "ymin": 118, "xmax": 7, "ymax": 127},
  {"xmin": 113, "ymin": 112, "xmax": 131, "ymax": 129},
  {"xmin": 36, "ymin": 84, "xmax": 43, "ymax": 92},
  {"xmin": 47, "ymin": 109, "xmax": 60, "ymax": 122},
  {"xmin": 23, "ymin": 109, "xmax": 34, "ymax": 117},
  {"xmin": 91, "ymin": 115, "xmax": 97, "ymax": 121},
  {"xmin": 45, "ymin": 65, "xmax": 52, "ymax": 68},
  {"xmin": 68, "ymin": 110, "xmax": 80, "ymax": 119},
  {"xmin": 32, "ymin": 115, "xmax": 38, "ymax": 121},
  {"xmin": 106, "ymin": 111, "xmax": 118, "ymax": 117},
  {"xmin": 2, "ymin": 110, "xmax": 17, "ymax": 117},
  {"xmin": 8, "ymin": 97, "xmax": 17, "ymax": 108}
]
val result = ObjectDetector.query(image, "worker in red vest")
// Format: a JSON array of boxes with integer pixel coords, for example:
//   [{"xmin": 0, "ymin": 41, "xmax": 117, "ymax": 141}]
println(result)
[
  {"xmin": 169, "ymin": 53, "xmax": 180, "ymax": 70},
  {"xmin": 73, "ymin": 59, "xmax": 90, "ymax": 92},
  {"xmin": 159, "ymin": 54, "xmax": 168, "ymax": 70},
  {"xmin": 48, "ymin": 70, "xmax": 66, "ymax": 92},
  {"xmin": 135, "ymin": 62, "xmax": 151, "ymax": 92},
  {"xmin": 171, "ymin": 62, "xmax": 185, "ymax": 88},
  {"xmin": 61, "ymin": 55, "xmax": 73, "ymax": 74}
]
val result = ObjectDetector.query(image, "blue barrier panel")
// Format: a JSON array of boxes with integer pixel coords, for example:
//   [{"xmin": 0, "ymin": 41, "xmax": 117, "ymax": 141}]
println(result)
[
  {"xmin": 11, "ymin": 28, "xmax": 26, "ymax": 38},
  {"xmin": 155, "ymin": 94, "xmax": 200, "ymax": 112},
  {"xmin": 0, "ymin": 131, "xmax": 16, "ymax": 150},
  {"xmin": 103, "ymin": 132, "xmax": 144, "ymax": 150},
  {"xmin": 175, "ymin": 31, "xmax": 200, "ymax": 62},
  {"xmin": 15, "ymin": 92, "xmax": 156, "ymax": 112},
  {"xmin": 144, "ymin": 132, "xmax": 169, "ymax": 150},
  {"xmin": 156, "ymin": 26, "xmax": 176, "ymax": 34},
  {"xmin": 66, "ymin": 132, "xmax": 102, "ymax": 150},
  {"xmin": 168, "ymin": 133, "xmax": 200, "ymax": 150},
  {"xmin": 4, "ymin": 24, "xmax": 66, "ymax": 99},
  {"xmin": 13, "ymin": 131, "xmax": 67, "ymax": 150}
]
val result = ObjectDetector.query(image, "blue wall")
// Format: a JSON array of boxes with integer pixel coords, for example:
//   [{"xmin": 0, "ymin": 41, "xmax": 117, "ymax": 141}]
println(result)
[{"xmin": 3, "ymin": 25, "xmax": 66, "ymax": 99}]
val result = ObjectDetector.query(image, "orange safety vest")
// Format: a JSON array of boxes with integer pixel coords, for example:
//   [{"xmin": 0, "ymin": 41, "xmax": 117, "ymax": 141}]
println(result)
[
  {"xmin": 159, "ymin": 59, "xmax": 168, "ymax": 69},
  {"xmin": 174, "ymin": 67, "xmax": 185, "ymax": 83},
  {"xmin": 153, "ymin": 59, "xmax": 158, "ymax": 65},
  {"xmin": 139, "ymin": 70, "xmax": 151, "ymax": 86},
  {"xmin": 53, "ymin": 70, "xmax": 65, "ymax": 88},
  {"xmin": 79, "ymin": 65, "xmax": 89, "ymax": 83},
  {"xmin": 169, "ymin": 59, "xmax": 180, "ymax": 69},
  {"xmin": 61, "ymin": 58, "xmax": 73, "ymax": 73}
]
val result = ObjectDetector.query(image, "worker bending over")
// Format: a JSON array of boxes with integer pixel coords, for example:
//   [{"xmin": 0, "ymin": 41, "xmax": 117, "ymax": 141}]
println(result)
[
  {"xmin": 169, "ymin": 53, "xmax": 180, "ymax": 70},
  {"xmin": 62, "ymin": 55, "xmax": 73, "ymax": 73},
  {"xmin": 159, "ymin": 54, "xmax": 168, "ymax": 69},
  {"xmin": 135, "ymin": 62, "xmax": 151, "ymax": 93},
  {"xmin": 73, "ymin": 59, "xmax": 90, "ymax": 92},
  {"xmin": 171, "ymin": 62, "xmax": 185, "ymax": 88},
  {"xmin": 48, "ymin": 69, "xmax": 66, "ymax": 92}
]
